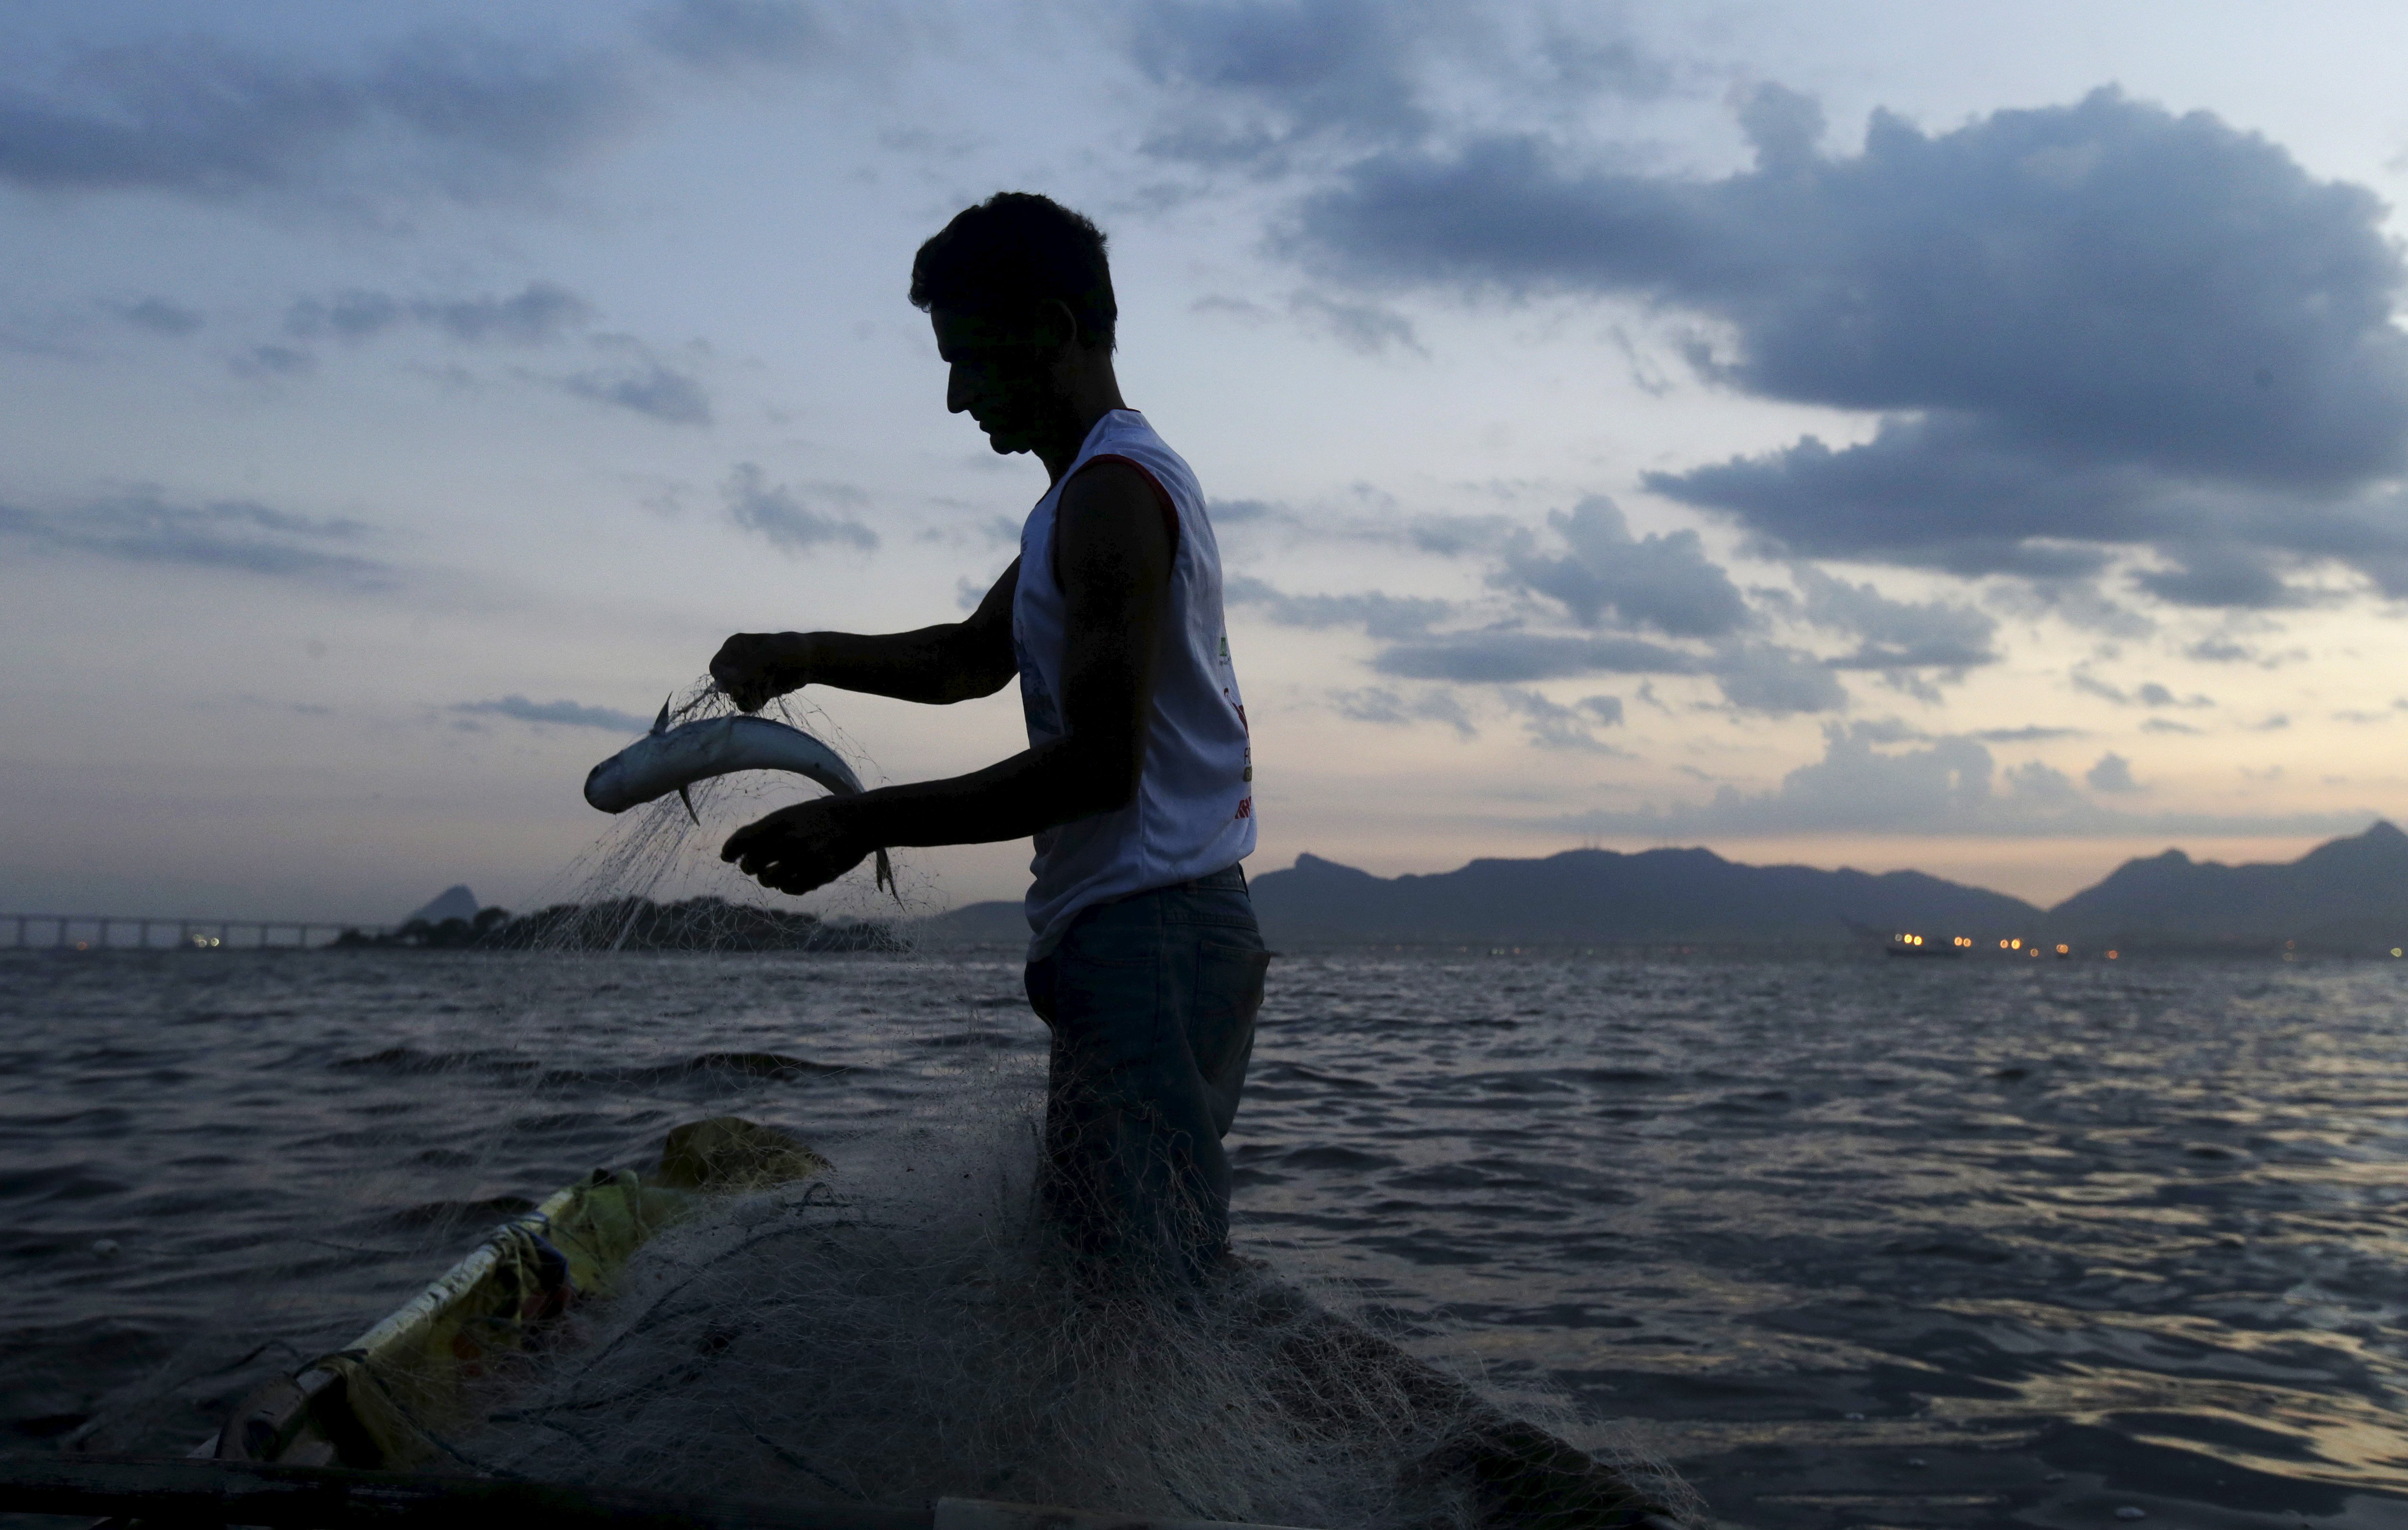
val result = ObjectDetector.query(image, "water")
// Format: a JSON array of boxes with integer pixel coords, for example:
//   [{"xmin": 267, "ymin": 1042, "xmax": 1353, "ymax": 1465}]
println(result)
[{"xmin": 4, "ymin": 946, "xmax": 2407, "ymax": 1529}]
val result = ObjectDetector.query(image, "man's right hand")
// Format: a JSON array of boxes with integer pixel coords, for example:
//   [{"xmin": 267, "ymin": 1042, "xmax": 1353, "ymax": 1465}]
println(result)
[{"xmin": 711, "ymin": 631, "xmax": 810, "ymax": 712}]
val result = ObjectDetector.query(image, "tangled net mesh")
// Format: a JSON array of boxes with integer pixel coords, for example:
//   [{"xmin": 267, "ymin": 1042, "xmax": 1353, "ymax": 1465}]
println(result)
[{"xmin": 453, "ymin": 1084, "xmax": 1694, "ymax": 1530}]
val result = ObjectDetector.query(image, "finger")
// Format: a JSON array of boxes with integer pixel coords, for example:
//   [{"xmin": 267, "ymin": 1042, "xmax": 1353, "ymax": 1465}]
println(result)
[{"xmin": 722, "ymin": 823, "xmax": 767, "ymax": 861}]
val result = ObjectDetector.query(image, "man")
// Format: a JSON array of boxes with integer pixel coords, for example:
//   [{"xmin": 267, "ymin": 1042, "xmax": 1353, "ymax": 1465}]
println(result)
[{"xmin": 710, "ymin": 192, "xmax": 1267, "ymax": 1281}]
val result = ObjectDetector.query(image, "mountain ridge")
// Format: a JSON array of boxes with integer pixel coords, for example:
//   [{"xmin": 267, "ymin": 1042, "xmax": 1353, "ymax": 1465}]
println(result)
[{"xmin": 912, "ymin": 821, "xmax": 2408, "ymax": 951}]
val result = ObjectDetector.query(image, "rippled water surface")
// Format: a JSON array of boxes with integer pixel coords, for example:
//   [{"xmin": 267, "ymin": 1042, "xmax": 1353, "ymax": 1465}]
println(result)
[{"xmin": 4, "ymin": 947, "xmax": 2407, "ymax": 1529}]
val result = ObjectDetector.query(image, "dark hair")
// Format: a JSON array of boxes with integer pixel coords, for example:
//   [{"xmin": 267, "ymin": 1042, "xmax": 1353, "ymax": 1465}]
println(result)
[{"xmin": 910, "ymin": 192, "xmax": 1117, "ymax": 348}]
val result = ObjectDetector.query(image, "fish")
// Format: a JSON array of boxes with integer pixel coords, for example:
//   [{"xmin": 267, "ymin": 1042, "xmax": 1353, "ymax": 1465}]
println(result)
[{"xmin": 584, "ymin": 699, "xmax": 895, "ymax": 896}]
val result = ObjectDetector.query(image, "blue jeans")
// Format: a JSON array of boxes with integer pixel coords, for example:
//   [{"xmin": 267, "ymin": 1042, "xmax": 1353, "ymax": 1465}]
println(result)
[{"xmin": 1023, "ymin": 864, "xmax": 1270, "ymax": 1281}]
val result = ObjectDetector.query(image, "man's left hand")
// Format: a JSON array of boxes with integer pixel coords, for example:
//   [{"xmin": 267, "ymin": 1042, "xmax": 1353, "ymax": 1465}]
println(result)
[{"xmin": 721, "ymin": 798, "xmax": 872, "ymax": 895}]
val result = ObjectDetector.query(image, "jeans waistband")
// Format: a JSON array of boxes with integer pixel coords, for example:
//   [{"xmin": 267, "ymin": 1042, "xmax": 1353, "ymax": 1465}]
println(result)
[{"xmin": 1176, "ymin": 863, "xmax": 1248, "ymax": 893}]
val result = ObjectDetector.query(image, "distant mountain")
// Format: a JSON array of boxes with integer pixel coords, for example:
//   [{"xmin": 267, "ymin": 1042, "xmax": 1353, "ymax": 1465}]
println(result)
[
  {"xmin": 907, "ymin": 821, "xmax": 2408, "ymax": 952},
  {"xmin": 406, "ymin": 885, "xmax": 482, "ymax": 925},
  {"xmin": 913, "ymin": 898, "xmax": 1030, "ymax": 947},
  {"xmin": 1248, "ymin": 848, "xmax": 2039, "ymax": 946},
  {"xmin": 2045, "ymin": 820, "xmax": 2408, "ymax": 951}
]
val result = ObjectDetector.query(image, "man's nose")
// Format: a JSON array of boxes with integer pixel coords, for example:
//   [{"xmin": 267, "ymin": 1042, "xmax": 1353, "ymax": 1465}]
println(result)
[{"xmin": 946, "ymin": 364, "xmax": 972, "ymax": 414}]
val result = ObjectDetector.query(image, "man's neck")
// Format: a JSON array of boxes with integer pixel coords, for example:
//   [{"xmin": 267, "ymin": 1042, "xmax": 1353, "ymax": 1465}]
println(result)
[{"xmin": 1038, "ymin": 355, "xmax": 1128, "ymax": 483}]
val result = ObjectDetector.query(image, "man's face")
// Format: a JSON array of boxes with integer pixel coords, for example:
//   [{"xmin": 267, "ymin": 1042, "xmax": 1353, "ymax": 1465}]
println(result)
[{"xmin": 932, "ymin": 306, "xmax": 1058, "ymax": 455}]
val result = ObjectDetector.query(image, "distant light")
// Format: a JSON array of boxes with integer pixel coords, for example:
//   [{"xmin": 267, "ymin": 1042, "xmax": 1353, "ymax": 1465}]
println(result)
[
  {"xmin": 2010, "ymin": 939, "xmax": 2022, "ymax": 950},
  {"xmin": 2107, "ymin": 950, "xmax": 2119, "ymax": 960},
  {"xmin": 1999, "ymin": 939, "xmax": 2009, "ymax": 949},
  {"xmin": 2394, "ymin": 948, "xmax": 2403, "ymax": 958},
  {"xmin": 2055, "ymin": 943, "xmax": 2070, "ymax": 955}
]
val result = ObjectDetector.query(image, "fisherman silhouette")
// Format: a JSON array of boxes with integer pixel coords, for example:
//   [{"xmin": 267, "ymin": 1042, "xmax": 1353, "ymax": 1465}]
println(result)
[{"xmin": 711, "ymin": 193, "xmax": 1267, "ymax": 1281}]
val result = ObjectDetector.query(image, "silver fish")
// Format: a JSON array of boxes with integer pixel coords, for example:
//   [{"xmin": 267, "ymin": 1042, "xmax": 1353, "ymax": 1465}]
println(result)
[{"xmin": 584, "ymin": 699, "xmax": 894, "ymax": 895}]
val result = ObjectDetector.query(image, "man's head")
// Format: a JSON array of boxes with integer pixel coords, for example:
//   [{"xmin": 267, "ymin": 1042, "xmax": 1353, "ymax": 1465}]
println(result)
[{"xmin": 912, "ymin": 193, "xmax": 1118, "ymax": 457}]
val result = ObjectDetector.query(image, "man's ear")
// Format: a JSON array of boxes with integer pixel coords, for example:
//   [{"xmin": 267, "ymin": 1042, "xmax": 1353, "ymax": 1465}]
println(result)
[{"xmin": 1035, "ymin": 297, "xmax": 1081, "ymax": 352}]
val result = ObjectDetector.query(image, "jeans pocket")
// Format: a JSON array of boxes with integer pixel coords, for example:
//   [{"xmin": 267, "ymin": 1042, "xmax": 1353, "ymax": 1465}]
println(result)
[{"xmin": 1190, "ymin": 940, "xmax": 1270, "ymax": 1122}]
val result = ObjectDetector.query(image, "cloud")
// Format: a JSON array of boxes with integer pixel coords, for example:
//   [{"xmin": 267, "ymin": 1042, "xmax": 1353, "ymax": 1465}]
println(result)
[
  {"xmin": 648, "ymin": 0, "xmax": 837, "ymax": 69},
  {"xmin": 1709, "ymin": 641, "xmax": 1849, "ymax": 715},
  {"xmin": 1789, "ymin": 565, "xmax": 1996, "ymax": 668},
  {"xmin": 0, "ymin": 490, "xmax": 391, "ymax": 587},
  {"xmin": 644, "ymin": 0, "xmax": 920, "ymax": 74},
  {"xmin": 450, "ymin": 695, "xmax": 650, "ymax": 731},
  {"xmin": 1371, "ymin": 629, "xmax": 1844, "ymax": 715},
  {"xmin": 1295, "ymin": 87, "xmax": 2408, "ymax": 608},
  {"xmin": 563, "ymin": 356, "xmax": 712, "ymax": 425},
  {"xmin": 232, "ymin": 343, "xmax": 315, "ymax": 378},
  {"xmin": 1373, "ymin": 630, "xmax": 1702, "ymax": 683},
  {"xmin": 1210, "ymin": 497, "xmax": 1286, "ymax": 525},
  {"xmin": 2140, "ymin": 718, "xmax": 2202, "ymax": 735},
  {"xmin": 1123, "ymin": 0, "xmax": 1664, "ymax": 173},
  {"xmin": 1496, "ymin": 496, "xmax": 1749, "ymax": 638},
  {"xmin": 109, "ymin": 296, "xmax": 202, "ymax": 336},
  {"xmin": 1328, "ymin": 685, "xmax": 1475, "ymax": 737},
  {"xmin": 2085, "ymin": 752, "xmax": 2140, "ymax": 793},
  {"xmin": 2181, "ymin": 635, "xmax": 2307, "ymax": 666},
  {"xmin": 1290, "ymin": 291, "xmax": 1423, "ymax": 355},
  {"xmin": 286, "ymin": 281, "xmax": 593, "ymax": 345},
  {"xmin": 2071, "ymin": 671, "xmax": 2212, "ymax": 708},
  {"xmin": 1553, "ymin": 722, "xmax": 2369, "ymax": 839},
  {"xmin": 1500, "ymin": 688, "xmax": 1624, "ymax": 751},
  {"xmin": 1973, "ymin": 725, "xmax": 2084, "ymax": 743},
  {"xmin": 1226, "ymin": 573, "xmax": 1449, "ymax": 640},
  {"xmin": 723, "ymin": 463, "xmax": 877, "ymax": 552},
  {"xmin": 0, "ymin": 31, "xmax": 640, "ymax": 205}
]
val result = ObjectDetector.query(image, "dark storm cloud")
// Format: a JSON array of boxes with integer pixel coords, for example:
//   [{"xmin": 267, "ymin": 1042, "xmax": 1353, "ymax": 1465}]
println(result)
[
  {"xmin": 450, "ymin": 695, "xmax": 649, "ymax": 731},
  {"xmin": 723, "ymin": 464, "xmax": 877, "ymax": 552},
  {"xmin": 0, "ymin": 491, "xmax": 391, "ymax": 587},
  {"xmin": 1295, "ymin": 88, "xmax": 2408, "ymax": 607},
  {"xmin": 287, "ymin": 282, "xmax": 593, "ymax": 345},
  {"xmin": 0, "ymin": 32, "xmax": 638, "ymax": 203},
  {"xmin": 1495, "ymin": 496, "xmax": 1749, "ymax": 638}
]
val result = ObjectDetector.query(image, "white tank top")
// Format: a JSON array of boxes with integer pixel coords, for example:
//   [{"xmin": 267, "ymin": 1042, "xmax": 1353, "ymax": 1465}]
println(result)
[{"xmin": 1014, "ymin": 410, "xmax": 1256, "ymax": 959}]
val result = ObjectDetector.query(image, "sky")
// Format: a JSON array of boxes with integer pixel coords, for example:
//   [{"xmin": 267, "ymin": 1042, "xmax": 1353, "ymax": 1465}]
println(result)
[{"xmin": 9, "ymin": 0, "xmax": 2408, "ymax": 923}]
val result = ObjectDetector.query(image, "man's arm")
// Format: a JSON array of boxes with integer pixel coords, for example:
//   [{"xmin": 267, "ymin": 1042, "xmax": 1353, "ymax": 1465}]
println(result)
[
  {"xmin": 711, "ymin": 558, "xmax": 1020, "ymax": 711},
  {"xmin": 722, "ymin": 461, "xmax": 1170, "ymax": 894}
]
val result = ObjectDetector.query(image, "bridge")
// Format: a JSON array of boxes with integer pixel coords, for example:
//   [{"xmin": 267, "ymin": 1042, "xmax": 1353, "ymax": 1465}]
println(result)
[{"xmin": 2, "ymin": 914, "xmax": 396, "ymax": 951}]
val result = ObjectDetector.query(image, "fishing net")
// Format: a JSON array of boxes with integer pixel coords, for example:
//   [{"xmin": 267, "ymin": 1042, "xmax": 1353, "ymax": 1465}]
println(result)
[
  {"xmin": 43, "ymin": 679, "xmax": 1698, "ymax": 1529},
  {"xmin": 440, "ymin": 1085, "xmax": 1695, "ymax": 1530},
  {"xmin": 487, "ymin": 679, "xmax": 938, "ymax": 955}
]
